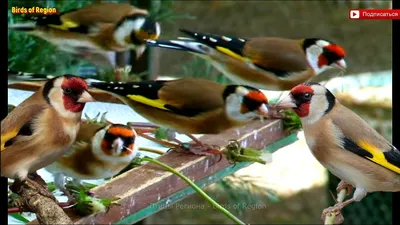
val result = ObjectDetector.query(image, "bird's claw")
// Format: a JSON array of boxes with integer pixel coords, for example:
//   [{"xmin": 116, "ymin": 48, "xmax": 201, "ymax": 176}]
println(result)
[
  {"xmin": 321, "ymin": 206, "xmax": 345, "ymax": 224},
  {"xmin": 61, "ymin": 188, "xmax": 77, "ymax": 205},
  {"xmin": 176, "ymin": 143, "xmax": 223, "ymax": 161},
  {"xmin": 336, "ymin": 181, "xmax": 353, "ymax": 196}
]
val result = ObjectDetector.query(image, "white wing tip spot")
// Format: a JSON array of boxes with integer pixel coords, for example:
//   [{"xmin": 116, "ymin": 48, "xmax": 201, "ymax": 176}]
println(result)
[
  {"xmin": 209, "ymin": 37, "xmax": 217, "ymax": 42},
  {"xmin": 222, "ymin": 36, "xmax": 232, "ymax": 42}
]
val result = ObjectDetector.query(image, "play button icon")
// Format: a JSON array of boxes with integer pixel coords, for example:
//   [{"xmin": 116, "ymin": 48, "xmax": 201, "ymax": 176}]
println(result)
[{"xmin": 350, "ymin": 10, "xmax": 360, "ymax": 19}]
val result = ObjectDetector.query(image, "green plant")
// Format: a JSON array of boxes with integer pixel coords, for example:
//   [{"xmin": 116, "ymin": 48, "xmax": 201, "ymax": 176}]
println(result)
[
  {"xmin": 282, "ymin": 110, "xmax": 302, "ymax": 134},
  {"xmin": 178, "ymin": 56, "xmax": 232, "ymax": 84},
  {"xmin": 148, "ymin": 0, "xmax": 196, "ymax": 23}
]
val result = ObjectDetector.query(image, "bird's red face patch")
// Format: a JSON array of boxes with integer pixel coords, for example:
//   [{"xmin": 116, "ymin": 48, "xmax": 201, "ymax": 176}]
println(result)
[
  {"xmin": 290, "ymin": 84, "xmax": 315, "ymax": 118},
  {"xmin": 317, "ymin": 55, "xmax": 328, "ymax": 68},
  {"xmin": 61, "ymin": 76, "xmax": 89, "ymax": 113},
  {"xmin": 291, "ymin": 84, "xmax": 314, "ymax": 96},
  {"xmin": 245, "ymin": 91, "xmax": 268, "ymax": 104},
  {"xmin": 325, "ymin": 44, "xmax": 346, "ymax": 58},
  {"xmin": 101, "ymin": 125, "xmax": 136, "ymax": 156},
  {"xmin": 318, "ymin": 44, "xmax": 346, "ymax": 68},
  {"xmin": 61, "ymin": 76, "xmax": 88, "ymax": 91},
  {"xmin": 108, "ymin": 126, "xmax": 136, "ymax": 138}
]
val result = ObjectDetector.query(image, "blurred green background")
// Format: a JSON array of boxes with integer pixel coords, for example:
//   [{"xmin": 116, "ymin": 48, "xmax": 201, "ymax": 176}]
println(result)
[{"xmin": 8, "ymin": 0, "xmax": 393, "ymax": 224}]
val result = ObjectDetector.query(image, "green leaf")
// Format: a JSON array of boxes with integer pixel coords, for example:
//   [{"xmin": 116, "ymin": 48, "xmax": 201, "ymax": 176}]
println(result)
[
  {"xmin": 74, "ymin": 190, "xmax": 118, "ymax": 216},
  {"xmin": 9, "ymin": 213, "xmax": 30, "ymax": 223},
  {"xmin": 282, "ymin": 110, "xmax": 302, "ymax": 133},
  {"xmin": 154, "ymin": 127, "xmax": 170, "ymax": 140}
]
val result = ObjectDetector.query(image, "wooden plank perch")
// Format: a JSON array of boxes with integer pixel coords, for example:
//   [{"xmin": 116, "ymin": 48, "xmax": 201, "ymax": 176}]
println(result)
[{"xmin": 25, "ymin": 119, "xmax": 296, "ymax": 224}]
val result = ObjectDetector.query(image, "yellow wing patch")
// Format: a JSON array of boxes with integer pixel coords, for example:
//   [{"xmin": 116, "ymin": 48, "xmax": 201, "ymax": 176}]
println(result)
[
  {"xmin": 1, "ymin": 130, "xmax": 19, "ymax": 151},
  {"xmin": 48, "ymin": 18, "xmax": 79, "ymax": 31},
  {"xmin": 358, "ymin": 141, "xmax": 400, "ymax": 174},
  {"xmin": 127, "ymin": 95, "xmax": 171, "ymax": 112},
  {"xmin": 216, "ymin": 46, "xmax": 248, "ymax": 62}
]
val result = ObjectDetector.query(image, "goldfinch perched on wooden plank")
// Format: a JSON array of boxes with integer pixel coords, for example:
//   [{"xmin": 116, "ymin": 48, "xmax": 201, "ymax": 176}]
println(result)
[
  {"xmin": 146, "ymin": 29, "xmax": 346, "ymax": 91},
  {"xmin": 9, "ymin": 2, "xmax": 161, "ymax": 68},
  {"xmin": 2, "ymin": 75, "xmax": 94, "ymax": 200},
  {"xmin": 274, "ymin": 82, "xmax": 400, "ymax": 221},
  {"xmin": 45, "ymin": 123, "xmax": 138, "ymax": 202},
  {"xmin": 90, "ymin": 78, "xmax": 272, "ymax": 154}
]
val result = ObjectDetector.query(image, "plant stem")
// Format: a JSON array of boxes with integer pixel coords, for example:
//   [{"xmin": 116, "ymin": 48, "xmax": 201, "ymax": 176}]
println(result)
[
  {"xmin": 140, "ymin": 157, "xmax": 246, "ymax": 225},
  {"xmin": 139, "ymin": 147, "xmax": 165, "ymax": 155},
  {"xmin": 137, "ymin": 132, "xmax": 178, "ymax": 148},
  {"xmin": 8, "ymin": 202, "xmax": 73, "ymax": 214},
  {"xmin": 324, "ymin": 189, "xmax": 347, "ymax": 225}
]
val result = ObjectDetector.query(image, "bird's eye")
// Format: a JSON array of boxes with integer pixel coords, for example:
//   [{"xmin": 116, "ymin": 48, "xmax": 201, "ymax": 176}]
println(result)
[
  {"xmin": 64, "ymin": 88, "xmax": 72, "ymax": 94},
  {"xmin": 304, "ymin": 92, "xmax": 312, "ymax": 100}
]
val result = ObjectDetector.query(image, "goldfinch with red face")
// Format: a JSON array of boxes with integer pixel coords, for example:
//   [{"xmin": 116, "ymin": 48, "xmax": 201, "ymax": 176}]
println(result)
[
  {"xmin": 45, "ymin": 123, "xmax": 138, "ymax": 200},
  {"xmin": 146, "ymin": 29, "xmax": 346, "ymax": 90},
  {"xmin": 2, "ymin": 75, "xmax": 94, "ymax": 200},
  {"xmin": 274, "ymin": 82, "xmax": 400, "ymax": 220},
  {"xmin": 9, "ymin": 2, "xmax": 161, "ymax": 68},
  {"xmin": 90, "ymin": 78, "xmax": 271, "ymax": 154}
]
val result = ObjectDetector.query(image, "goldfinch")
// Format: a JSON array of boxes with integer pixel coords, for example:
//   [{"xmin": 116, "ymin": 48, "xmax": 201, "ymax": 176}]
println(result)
[
  {"xmin": 146, "ymin": 29, "xmax": 346, "ymax": 91},
  {"xmin": 274, "ymin": 82, "xmax": 400, "ymax": 220},
  {"xmin": 45, "ymin": 123, "xmax": 138, "ymax": 201},
  {"xmin": 2, "ymin": 75, "xmax": 94, "ymax": 200},
  {"xmin": 90, "ymin": 78, "xmax": 271, "ymax": 154},
  {"xmin": 9, "ymin": 2, "xmax": 161, "ymax": 68}
]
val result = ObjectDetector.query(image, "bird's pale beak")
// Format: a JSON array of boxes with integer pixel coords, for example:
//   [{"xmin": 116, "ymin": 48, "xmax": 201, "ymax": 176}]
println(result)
[
  {"xmin": 274, "ymin": 95, "xmax": 297, "ymax": 110},
  {"xmin": 257, "ymin": 104, "xmax": 269, "ymax": 116},
  {"xmin": 334, "ymin": 59, "xmax": 347, "ymax": 71},
  {"xmin": 135, "ymin": 45, "xmax": 146, "ymax": 59},
  {"xmin": 77, "ymin": 90, "xmax": 95, "ymax": 103},
  {"xmin": 112, "ymin": 138, "xmax": 124, "ymax": 154}
]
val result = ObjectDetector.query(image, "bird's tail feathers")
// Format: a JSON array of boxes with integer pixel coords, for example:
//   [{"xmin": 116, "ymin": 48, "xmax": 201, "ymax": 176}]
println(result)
[
  {"xmin": 8, "ymin": 24, "xmax": 37, "ymax": 32},
  {"xmin": 8, "ymin": 69, "xmax": 55, "ymax": 81}
]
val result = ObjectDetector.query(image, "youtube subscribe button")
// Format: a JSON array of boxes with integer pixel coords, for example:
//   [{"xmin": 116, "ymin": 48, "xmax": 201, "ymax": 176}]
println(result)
[{"xmin": 349, "ymin": 9, "xmax": 400, "ymax": 20}]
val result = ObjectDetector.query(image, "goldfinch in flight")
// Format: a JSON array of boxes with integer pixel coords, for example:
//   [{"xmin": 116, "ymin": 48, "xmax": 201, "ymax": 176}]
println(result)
[
  {"xmin": 146, "ymin": 29, "xmax": 346, "ymax": 91},
  {"xmin": 9, "ymin": 2, "xmax": 161, "ymax": 68}
]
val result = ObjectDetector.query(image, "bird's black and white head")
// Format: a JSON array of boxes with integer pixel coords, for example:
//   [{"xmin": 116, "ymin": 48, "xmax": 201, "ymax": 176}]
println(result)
[
  {"xmin": 223, "ymin": 85, "xmax": 270, "ymax": 122},
  {"xmin": 275, "ymin": 82, "xmax": 336, "ymax": 124},
  {"xmin": 92, "ymin": 124, "xmax": 138, "ymax": 163},
  {"xmin": 302, "ymin": 38, "xmax": 347, "ymax": 75},
  {"xmin": 114, "ymin": 13, "xmax": 160, "ymax": 57}
]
